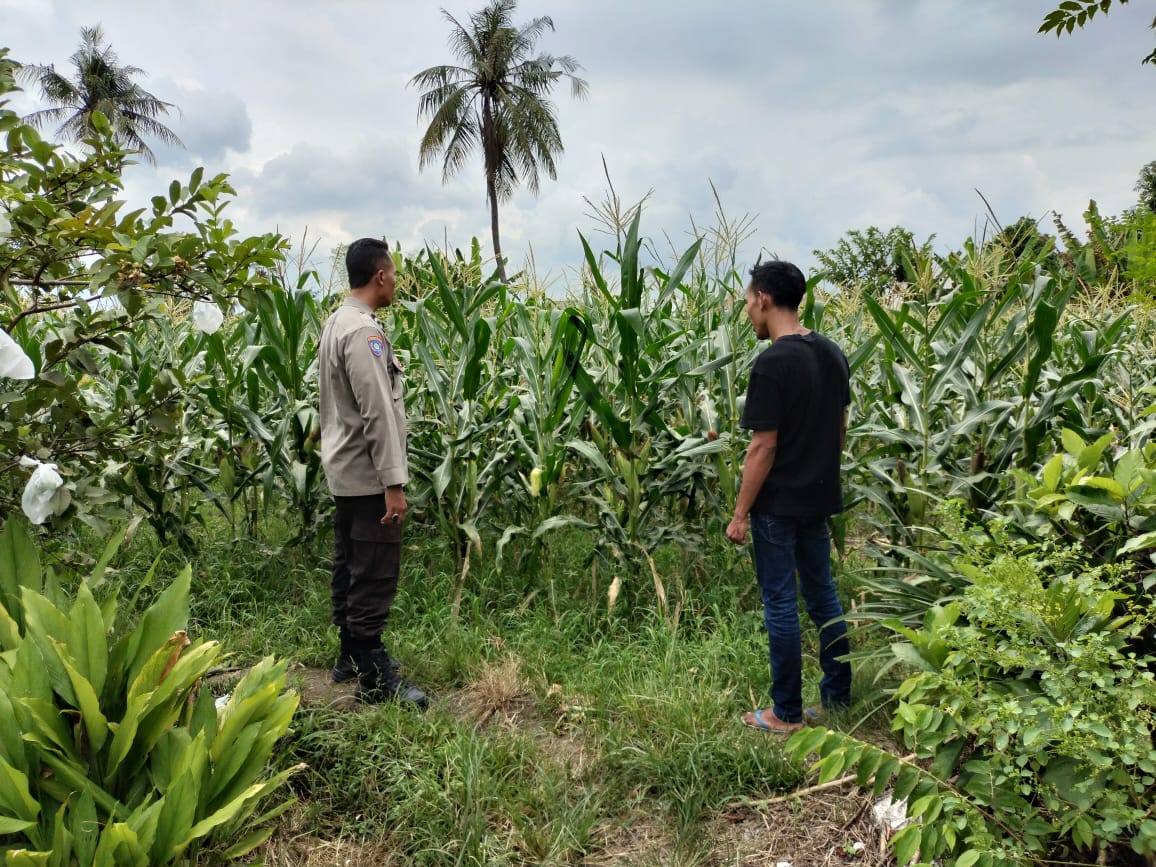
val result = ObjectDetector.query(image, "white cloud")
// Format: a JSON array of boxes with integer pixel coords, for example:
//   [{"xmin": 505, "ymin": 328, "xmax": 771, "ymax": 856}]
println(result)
[{"xmin": 4, "ymin": 0, "xmax": 1154, "ymax": 278}]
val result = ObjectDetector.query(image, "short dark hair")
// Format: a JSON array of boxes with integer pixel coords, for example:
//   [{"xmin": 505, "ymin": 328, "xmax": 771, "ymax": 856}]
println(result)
[
  {"xmin": 748, "ymin": 260, "xmax": 806, "ymax": 310},
  {"xmin": 346, "ymin": 238, "xmax": 391, "ymax": 289}
]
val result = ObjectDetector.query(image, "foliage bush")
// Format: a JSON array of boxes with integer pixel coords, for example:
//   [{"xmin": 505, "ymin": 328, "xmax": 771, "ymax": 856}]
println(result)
[
  {"xmin": 0, "ymin": 47, "xmax": 292, "ymax": 548},
  {"xmin": 790, "ymin": 526, "xmax": 1156, "ymax": 865},
  {"xmin": 0, "ymin": 519, "xmax": 300, "ymax": 865}
]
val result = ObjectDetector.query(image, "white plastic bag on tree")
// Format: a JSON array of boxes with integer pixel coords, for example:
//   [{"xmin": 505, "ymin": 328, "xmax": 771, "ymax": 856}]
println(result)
[
  {"xmin": 192, "ymin": 301, "xmax": 224, "ymax": 334},
  {"xmin": 20, "ymin": 457, "xmax": 64, "ymax": 525},
  {"xmin": 0, "ymin": 328, "xmax": 34, "ymax": 379}
]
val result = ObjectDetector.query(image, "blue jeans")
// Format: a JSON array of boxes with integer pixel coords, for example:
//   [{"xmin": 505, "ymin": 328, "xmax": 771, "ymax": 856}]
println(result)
[{"xmin": 750, "ymin": 512, "xmax": 852, "ymax": 723}]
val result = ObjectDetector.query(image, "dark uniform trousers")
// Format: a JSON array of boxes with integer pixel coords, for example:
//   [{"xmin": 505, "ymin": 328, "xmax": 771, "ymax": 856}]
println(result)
[{"xmin": 331, "ymin": 494, "xmax": 401, "ymax": 641}]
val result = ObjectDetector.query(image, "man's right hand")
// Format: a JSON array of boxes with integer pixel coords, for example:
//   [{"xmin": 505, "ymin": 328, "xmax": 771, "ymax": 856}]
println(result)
[
  {"xmin": 383, "ymin": 485, "xmax": 407, "ymax": 525},
  {"xmin": 725, "ymin": 514, "xmax": 749, "ymax": 545}
]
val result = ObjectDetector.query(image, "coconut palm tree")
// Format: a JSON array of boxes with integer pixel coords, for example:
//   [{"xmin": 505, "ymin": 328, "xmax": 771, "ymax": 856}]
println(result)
[
  {"xmin": 411, "ymin": 0, "xmax": 588, "ymax": 281},
  {"xmin": 18, "ymin": 25, "xmax": 182, "ymax": 165}
]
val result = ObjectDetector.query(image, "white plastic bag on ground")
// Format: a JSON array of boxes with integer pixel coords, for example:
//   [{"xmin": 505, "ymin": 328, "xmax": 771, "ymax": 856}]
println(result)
[
  {"xmin": 192, "ymin": 301, "xmax": 224, "ymax": 334},
  {"xmin": 0, "ymin": 328, "xmax": 34, "ymax": 379},
  {"xmin": 872, "ymin": 795, "xmax": 911, "ymax": 831},
  {"xmin": 20, "ymin": 457, "xmax": 64, "ymax": 524}
]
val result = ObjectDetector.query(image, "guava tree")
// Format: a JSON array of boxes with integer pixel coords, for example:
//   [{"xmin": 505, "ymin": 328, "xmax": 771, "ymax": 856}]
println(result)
[{"xmin": 1, "ymin": 47, "xmax": 287, "ymax": 544}]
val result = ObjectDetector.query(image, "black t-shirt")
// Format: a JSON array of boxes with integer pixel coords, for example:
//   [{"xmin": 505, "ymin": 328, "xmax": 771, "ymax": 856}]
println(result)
[{"xmin": 740, "ymin": 331, "xmax": 850, "ymax": 517}]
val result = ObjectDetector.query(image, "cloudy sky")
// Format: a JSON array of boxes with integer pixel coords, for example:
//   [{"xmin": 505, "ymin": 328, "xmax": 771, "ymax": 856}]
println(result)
[{"xmin": 3, "ymin": 0, "xmax": 1154, "ymax": 285}]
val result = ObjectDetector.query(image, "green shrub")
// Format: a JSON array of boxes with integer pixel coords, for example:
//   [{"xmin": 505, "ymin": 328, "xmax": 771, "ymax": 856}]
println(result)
[
  {"xmin": 788, "ymin": 535, "xmax": 1156, "ymax": 866},
  {"xmin": 0, "ymin": 520, "xmax": 301, "ymax": 865}
]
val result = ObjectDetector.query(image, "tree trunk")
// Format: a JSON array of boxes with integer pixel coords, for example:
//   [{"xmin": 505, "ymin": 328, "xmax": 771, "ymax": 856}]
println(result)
[
  {"xmin": 488, "ymin": 173, "xmax": 506, "ymax": 282},
  {"xmin": 481, "ymin": 96, "xmax": 507, "ymax": 283}
]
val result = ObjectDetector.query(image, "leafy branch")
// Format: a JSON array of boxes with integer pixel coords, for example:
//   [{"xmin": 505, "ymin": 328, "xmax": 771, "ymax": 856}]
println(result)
[{"xmin": 1039, "ymin": 0, "xmax": 1156, "ymax": 66}]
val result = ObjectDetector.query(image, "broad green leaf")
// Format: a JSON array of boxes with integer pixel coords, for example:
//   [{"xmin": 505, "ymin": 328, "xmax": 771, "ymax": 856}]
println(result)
[
  {"xmin": 69, "ymin": 581, "xmax": 108, "ymax": 695},
  {"xmin": 891, "ymin": 824, "xmax": 922, "ymax": 867},
  {"xmin": 184, "ymin": 781, "xmax": 266, "ymax": 842},
  {"xmin": 0, "ymin": 816, "xmax": 37, "ymax": 835},
  {"xmin": 152, "ymin": 771, "xmax": 198, "ymax": 864},
  {"xmin": 1119, "ymin": 531, "xmax": 1156, "ymax": 554},
  {"xmin": 1061, "ymin": 428, "xmax": 1086, "ymax": 456},
  {"xmin": 71, "ymin": 789, "xmax": 99, "ymax": 867},
  {"xmin": 1041, "ymin": 453, "xmax": 1064, "ymax": 491},
  {"xmin": 59, "ymin": 653, "xmax": 109, "ymax": 752},
  {"xmin": 218, "ymin": 825, "xmax": 276, "ymax": 861},
  {"xmin": 1077, "ymin": 431, "xmax": 1114, "ymax": 470},
  {"xmin": 1079, "ymin": 476, "xmax": 1126, "ymax": 499},
  {"xmin": 0, "ymin": 520, "xmax": 40, "ymax": 625},
  {"xmin": 0, "ymin": 756, "xmax": 39, "ymax": 822},
  {"xmin": 119, "ymin": 566, "xmax": 191, "ymax": 691},
  {"xmin": 2, "ymin": 850, "xmax": 52, "ymax": 866}
]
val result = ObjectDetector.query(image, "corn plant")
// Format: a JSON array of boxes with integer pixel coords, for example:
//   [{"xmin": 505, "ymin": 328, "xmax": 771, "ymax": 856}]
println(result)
[
  {"xmin": 844, "ymin": 246, "xmax": 1124, "ymax": 553},
  {"xmin": 0, "ymin": 518, "xmax": 301, "ymax": 865},
  {"xmin": 244, "ymin": 281, "xmax": 327, "ymax": 544},
  {"xmin": 567, "ymin": 211, "xmax": 727, "ymax": 610},
  {"xmin": 393, "ymin": 247, "xmax": 512, "ymax": 574},
  {"xmin": 495, "ymin": 299, "xmax": 599, "ymax": 574}
]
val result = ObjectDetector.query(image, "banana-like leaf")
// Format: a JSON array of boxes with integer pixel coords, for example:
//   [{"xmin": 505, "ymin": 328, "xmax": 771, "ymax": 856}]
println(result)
[
  {"xmin": 70, "ymin": 789, "xmax": 98, "ymax": 867},
  {"xmin": 18, "ymin": 592, "xmax": 75, "ymax": 707},
  {"xmin": 111, "ymin": 566, "xmax": 191, "ymax": 701},
  {"xmin": 0, "ymin": 756, "xmax": 39, "ymax": 824},
  {"xmin": 58, "ymin": 653, "xmax": 109, "ymax": 753},
  {"xmin": 0, "ymin": 520, "xmax": 41, "ymax": 628},
  {"xmin": 90, "ymin": 819, "xmax": 148, "ymax": 867},
  {"xmin": 68, "ymin": 581, "xmax": 108, "ymax": 696},
  {"xmin": 151, "ymin": 769, "xmax": 198, "ymax": 864}
]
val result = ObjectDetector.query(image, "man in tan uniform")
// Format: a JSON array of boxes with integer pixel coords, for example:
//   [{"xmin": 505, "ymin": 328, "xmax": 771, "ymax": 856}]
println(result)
[{"xmin": 318, "ymin": 237, "xmax": 427, "ymax": 707}]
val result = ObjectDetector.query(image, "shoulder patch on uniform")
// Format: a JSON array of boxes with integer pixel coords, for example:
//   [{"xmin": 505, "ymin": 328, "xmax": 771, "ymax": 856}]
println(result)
[{"xmin": 367, "ymin": 336, "xmax": 384, "ymax": 358}]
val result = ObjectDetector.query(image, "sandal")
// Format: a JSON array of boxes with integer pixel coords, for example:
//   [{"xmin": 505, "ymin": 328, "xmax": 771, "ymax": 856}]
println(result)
[
  {"xmin": 741, "ymin": 708, "xmax": 803, "ymax": 734},
  {"xmin": 803, "ymin": 705, "xmax": 824, "ymax": 724}
]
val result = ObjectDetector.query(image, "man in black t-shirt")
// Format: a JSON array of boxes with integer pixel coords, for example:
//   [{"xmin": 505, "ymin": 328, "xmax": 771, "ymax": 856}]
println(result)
[{"xmin": 725, "ymin": 261, "xmax": 853, "ymax": 733}]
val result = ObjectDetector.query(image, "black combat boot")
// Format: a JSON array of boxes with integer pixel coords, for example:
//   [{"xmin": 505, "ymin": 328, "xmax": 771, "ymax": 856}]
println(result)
[
  {"xmin": 331, "ymin": 627, "xmax": 357, "ymax": 684},
  {"xmin": 355, "ymin": 642, "xmax": 429, "ymax": 709}
]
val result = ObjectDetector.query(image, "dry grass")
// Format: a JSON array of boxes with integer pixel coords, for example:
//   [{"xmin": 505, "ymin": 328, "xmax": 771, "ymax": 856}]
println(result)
[
  {"xmin": 452, "ymin": 654, "xmax": 532, "ymax": 725},
  {"xmin": 716, "ymin": 790, "xmax": 890, "ymax": 867},
  {"xmin": 256, "ymin": 833, "xmax": 402, "ymax": 867}
]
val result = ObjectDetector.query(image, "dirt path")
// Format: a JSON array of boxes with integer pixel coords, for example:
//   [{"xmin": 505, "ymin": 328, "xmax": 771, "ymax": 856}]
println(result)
[{"xmin": 217, "ymin": 665, "xmax": 896, "ymax": 866}]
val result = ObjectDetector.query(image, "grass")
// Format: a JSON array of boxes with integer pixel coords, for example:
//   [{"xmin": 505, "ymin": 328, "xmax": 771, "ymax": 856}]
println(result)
[{"xmin": 76, "ymin": 514, "xmax": 902, "ymax": 865}]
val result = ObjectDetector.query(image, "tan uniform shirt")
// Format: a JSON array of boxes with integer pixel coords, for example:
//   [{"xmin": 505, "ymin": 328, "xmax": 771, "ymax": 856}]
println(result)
[{"xmin": 318, "ymin": 297, "xmax": 408, "ymax": 496}]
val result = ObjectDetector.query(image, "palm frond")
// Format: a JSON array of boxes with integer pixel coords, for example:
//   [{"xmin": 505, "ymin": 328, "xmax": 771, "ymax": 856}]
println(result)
[
  {"xmin": 415, "ymin": 0, "xmax": 586, "ymax": 247},
  {"xmin": 443, "ymin": 9, "xmax": 485, "ymax": 69},
  {"xmin": 516, "ymin": 15, "xmax": 555, "ymax": 48},
  {"xmin": 18, "ymin": 24, "xmax": 183, "ymax": 154}
]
